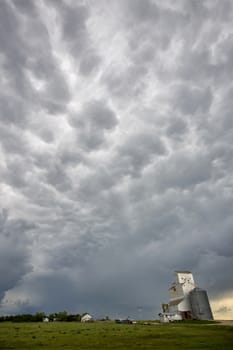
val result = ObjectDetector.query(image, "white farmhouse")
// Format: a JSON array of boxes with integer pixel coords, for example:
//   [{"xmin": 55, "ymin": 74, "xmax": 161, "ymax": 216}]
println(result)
[{"xmin": 81, "ymin": 313, "xmax": 94, "ymax": 322}]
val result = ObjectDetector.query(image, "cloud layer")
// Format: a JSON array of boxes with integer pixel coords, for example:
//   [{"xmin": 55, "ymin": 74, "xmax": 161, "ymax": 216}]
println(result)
[{"xmin": 0, "ymin": 0, "xmax": 233, "ymax": 319}]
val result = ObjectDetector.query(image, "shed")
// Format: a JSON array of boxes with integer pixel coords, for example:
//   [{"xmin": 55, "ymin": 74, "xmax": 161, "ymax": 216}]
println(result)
[{"xmin": 81, "ymin": 314, "xmax": 94, "ymax": 322}]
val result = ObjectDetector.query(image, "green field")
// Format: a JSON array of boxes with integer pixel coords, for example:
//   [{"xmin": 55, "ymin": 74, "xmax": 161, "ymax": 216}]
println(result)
[{"xmin": 0, "ymin": 321, "xmax": 232, "ymax": 350}]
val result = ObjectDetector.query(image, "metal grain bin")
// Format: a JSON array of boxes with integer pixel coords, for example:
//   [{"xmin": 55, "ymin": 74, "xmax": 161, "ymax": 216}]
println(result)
[{"xmin": 190, "ymin": 288, "xmax": 213, "ymax": 320}]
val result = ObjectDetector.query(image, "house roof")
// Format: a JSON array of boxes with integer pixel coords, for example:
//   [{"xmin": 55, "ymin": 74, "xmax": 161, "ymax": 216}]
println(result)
[{"xmin": 81, "ymin": 314, "xmax": 93, "ymax": 320}]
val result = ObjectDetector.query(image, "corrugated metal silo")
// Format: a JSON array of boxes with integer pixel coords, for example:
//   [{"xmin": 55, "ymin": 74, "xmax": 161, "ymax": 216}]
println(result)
[{"xmin": 190, "ymin": 288, "xmax": 213, "ymax": 320}]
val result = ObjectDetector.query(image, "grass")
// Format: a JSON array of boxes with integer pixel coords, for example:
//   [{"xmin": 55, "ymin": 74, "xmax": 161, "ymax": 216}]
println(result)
[{"xmin": 0, "ymin": 321, "xmax": 232, "ymax": 349}]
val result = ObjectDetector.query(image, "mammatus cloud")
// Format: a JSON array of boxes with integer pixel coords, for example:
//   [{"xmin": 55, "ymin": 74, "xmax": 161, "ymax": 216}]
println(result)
[
  {"xmin": 0, "ymin": 0, "xmax": 233, "ymax": 319},
  {"xmin": 69, "ymin": 100, "xmax": 118, "ymax": 151}
]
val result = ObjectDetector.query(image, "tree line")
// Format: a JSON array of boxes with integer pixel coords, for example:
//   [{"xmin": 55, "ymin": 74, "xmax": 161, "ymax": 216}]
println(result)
[{"xmin": 0, "ymin": 311, "xmax": 84, "ymax": 322}]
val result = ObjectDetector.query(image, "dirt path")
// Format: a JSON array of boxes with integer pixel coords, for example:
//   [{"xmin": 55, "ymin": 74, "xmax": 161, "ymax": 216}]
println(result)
[{"xmin": 218, "ymin": 320, "xmax": 233, "ymax": 326}]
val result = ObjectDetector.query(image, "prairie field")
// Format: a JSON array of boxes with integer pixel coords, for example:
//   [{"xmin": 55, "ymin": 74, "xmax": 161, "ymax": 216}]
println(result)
[{"xmin": 0, "ymin": 321, "xmax": 232, "ymax": 350}]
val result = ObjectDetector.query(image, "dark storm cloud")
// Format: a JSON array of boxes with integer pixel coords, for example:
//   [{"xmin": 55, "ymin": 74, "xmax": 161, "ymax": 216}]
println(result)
[
  {"xmin": 1, "ymin": 0, "xmax": 233, "ymax": 319},
  {"xmin": 50, "ymin": 0, "xmax": 101, "ymax": 75},
  {"xmin": 0, "ymin": 0, "xmax": 70, "ymax": 117},
  {"xmin": 0, "ymin": 210, "xmax": 34, "ymax": 301},
  {"xmin": 11, "ymin": 240, "xmax": 168, "ymax": 317}
]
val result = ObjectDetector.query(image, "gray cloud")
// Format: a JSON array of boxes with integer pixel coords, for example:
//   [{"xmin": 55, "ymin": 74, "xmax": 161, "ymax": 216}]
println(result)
[
  {"xmin": 172, "ymin": 85, "xmax": 213, "ymax": 115},
  {"xmin": 79, "ymin": 50, "xmax": 101, "ymax": 76},
  {"xmin": 126, "ymin": 0, "xmax": 159, "ymax": 24},
  {"xmin": 11, "ymin": 0, "xmax": 37, "ymax": 15},
  {"xmin": 0, "ymin": 123, "xmax": 29, "ymax": 155},
  {"xmin": 115, "ymin": 131, "xmax": 166, "ymax": 177},
  {"xmin": 166, "ymin": 117, "xmax": 187, "ymax": 140},
  {"xmin": 0, "ymin": 0, "xmax": 71, "ymax": 118},
  {"xmin": 69, "ymin": 100, "xmax": 118, "ymax": 151},
  {"xmin": 0, "ymin": 0, "xmax": 233, "ymax": 319},
  {"xmin": 61, "ymin": 2, "xmax": 89, "ymax": 49},
  {"xmin": 155, "ymin": 151, "xmax": 213, "ymax": 191},
  {"xmin": 102, "ymin": 64, "xmax": 147, "ymax": 101},
  {"xmin": 51, "ymin": 0, "xmax": 101, "ymax": 75},
  {"xmin": 0, "ymin": 210, "xmax": 34, "ymax": 301}
]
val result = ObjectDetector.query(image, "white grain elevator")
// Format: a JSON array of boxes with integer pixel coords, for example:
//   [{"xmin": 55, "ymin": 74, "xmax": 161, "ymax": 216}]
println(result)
[{"xmin": 161, "ymin": 271, "xmax": 213, "ymax": 320}]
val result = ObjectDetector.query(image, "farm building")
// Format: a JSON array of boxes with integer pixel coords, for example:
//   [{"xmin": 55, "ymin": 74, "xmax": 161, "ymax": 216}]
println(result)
[
  {"xmin": 160, "ymin": 271, "xmax": 213, "ymax": 321},
  {"xmin": 81, "ymin": 313, "xmax": 94, "ymax": 322}
]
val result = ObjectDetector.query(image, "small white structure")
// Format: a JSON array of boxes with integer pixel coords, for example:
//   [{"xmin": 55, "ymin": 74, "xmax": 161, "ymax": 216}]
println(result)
[
  {"xmin": 43, "ymin": 317, "xmax": 49, "ymax": 322},
  {"xmin": 81, "ymin": 313, "xmax": 94, "ymax": 322}
]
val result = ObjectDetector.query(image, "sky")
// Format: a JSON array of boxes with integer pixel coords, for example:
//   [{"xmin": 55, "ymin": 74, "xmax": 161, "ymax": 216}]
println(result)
[{"xmin": 0, "ymin": 0, "xmax": 233, "ymax": 320}]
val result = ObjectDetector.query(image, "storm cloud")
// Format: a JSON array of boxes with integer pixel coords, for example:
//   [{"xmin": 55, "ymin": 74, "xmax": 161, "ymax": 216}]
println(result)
[
  {"xmin": 0, "ymin": 210, "xmax": 33, "ymax": 301},
  {"xmin": 0, "ymin": 0, "xmax": 233, "ymax": 319}
]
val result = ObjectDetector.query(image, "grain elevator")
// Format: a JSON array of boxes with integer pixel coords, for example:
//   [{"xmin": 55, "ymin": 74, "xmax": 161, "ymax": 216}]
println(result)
[{"xmin": 160, "ymin": 271, "xmax": 213, "ymax": 321}]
